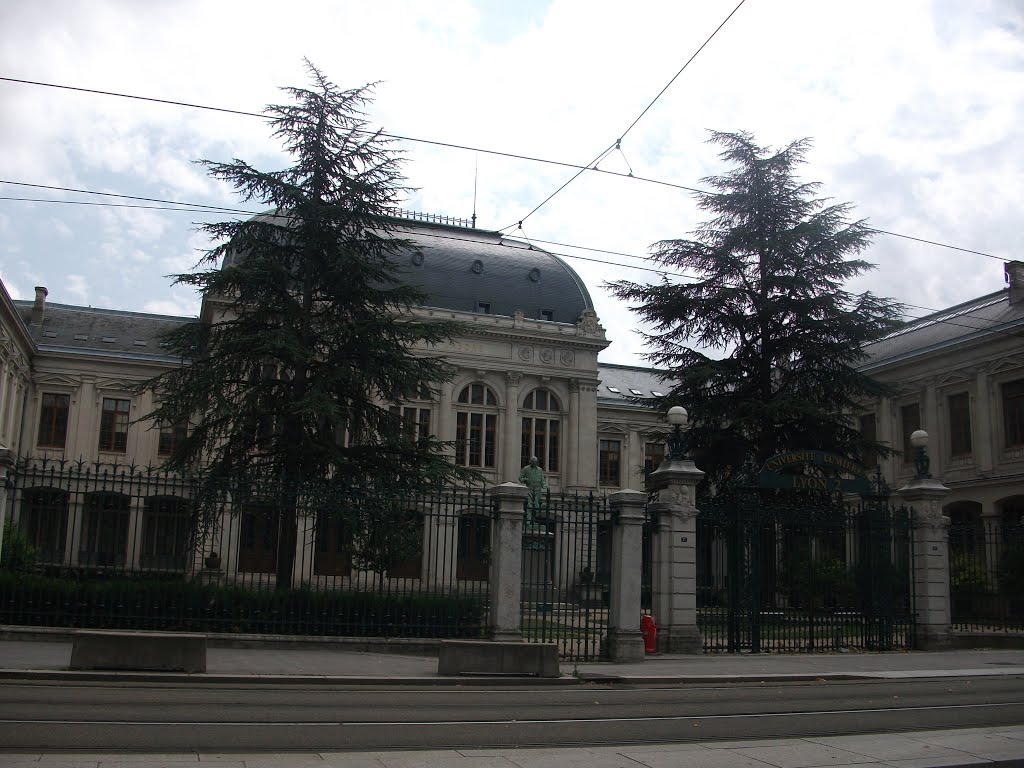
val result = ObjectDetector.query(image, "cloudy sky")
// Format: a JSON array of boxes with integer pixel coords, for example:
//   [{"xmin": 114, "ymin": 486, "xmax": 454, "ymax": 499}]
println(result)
[{"xmin": 1, "ymin": 0, "xmax": 1021, "ymax": 366}]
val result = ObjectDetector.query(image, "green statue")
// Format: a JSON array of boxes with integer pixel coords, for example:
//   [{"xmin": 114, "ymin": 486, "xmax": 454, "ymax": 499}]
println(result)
[{"xmin": 518, "ymin": 456, "xmax": 548, "ymax": 522}]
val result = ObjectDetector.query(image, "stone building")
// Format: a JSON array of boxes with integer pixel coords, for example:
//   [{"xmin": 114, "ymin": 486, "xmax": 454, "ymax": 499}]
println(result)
[
  {"xmin": 858, "ymin": 260, "xmax": 1024, "ymax": 530},
  {"xmin": 0, "ymin": 215, "xmax": 668, "ymax": 578}
]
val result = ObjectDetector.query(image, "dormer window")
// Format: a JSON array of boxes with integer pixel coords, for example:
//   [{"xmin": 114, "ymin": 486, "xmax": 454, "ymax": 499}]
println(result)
[{"xmin": 476, "ymin": 302, "xmax": 491, "ymax": 314}]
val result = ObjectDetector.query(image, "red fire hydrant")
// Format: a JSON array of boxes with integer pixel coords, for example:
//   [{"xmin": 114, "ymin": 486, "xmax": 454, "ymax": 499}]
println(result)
[{"xmin": 640, "ymin": 614, "xmax": 657, "ymax": 654}]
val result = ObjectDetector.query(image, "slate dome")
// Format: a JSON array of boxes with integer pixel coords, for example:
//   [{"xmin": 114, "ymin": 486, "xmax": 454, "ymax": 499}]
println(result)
[{"xmin": 222, "ymin": 213, "xmax": 594, "ymax": 324}]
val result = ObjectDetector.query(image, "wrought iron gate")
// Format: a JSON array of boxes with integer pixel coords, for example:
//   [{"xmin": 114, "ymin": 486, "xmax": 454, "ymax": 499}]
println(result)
[
  {"xmin": 520, "ymin": 490, "xmax": 608, "ymax": 661},
  {"xmin": 697, "ymin": 469, "xmax": 915, "ymax": 653}
]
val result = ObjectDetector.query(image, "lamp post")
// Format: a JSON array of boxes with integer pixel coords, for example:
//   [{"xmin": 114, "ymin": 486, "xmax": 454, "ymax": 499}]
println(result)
[
  {"xmin": 910, "ymin": 429, "xmax": 931, "ymax": 480},
  {"xmin": 666, "ymin": 406, "xmax": 688, "ymax": 461}
]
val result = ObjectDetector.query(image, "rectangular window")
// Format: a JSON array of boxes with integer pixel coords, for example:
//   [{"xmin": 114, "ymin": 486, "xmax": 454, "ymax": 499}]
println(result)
[
  {"xmin": 900, "ymin": 403, "xmax": 920, "ymax": 463},
  {"xmin": 158, "ymin": 421, "xmax": 188, "ymax": 456},
  {"xmin": 37, "ymin": 393, "xmax": 70, "ymax": 449},
  {"xmin": 644, "ymin": 442, "xmax": 665, "ymax": 475},
  {"xmin": 540, "ymin": 309, "xmax": 554, "ymax": 321},
  {"xmin": 1004, "ymin": 380, "xmax": 1024, "ymax": 447},
  {"xmin": 599, "ymin": 439, "xmax": 621, "ymax": 486},
  {"xmin": 456, "ymin": 411, "xmax": 496, "ymax": 468},
  {"xmin": 390, "ymin": 405, "xmax": 431, "ymax": 443},
  {"xmin": 859, "ymin": 413, "xmax": 877, "ymax": 470},
  {"xmin": 476, "ymin": 302, "xmax": 491, "ymax": 314},
  {"xmin": 98, "ymin": 398, "xmax": 130, "ymax": 453},
  {"xmin": 948, "ymin": 392, "xmax": 972, "ymax": 456}
]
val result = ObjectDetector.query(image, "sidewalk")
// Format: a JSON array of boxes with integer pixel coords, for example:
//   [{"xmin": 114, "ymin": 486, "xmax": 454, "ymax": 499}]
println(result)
[
  {"xmin": 1, "ymin": 638, "xmax": 1023, "ymax": 767},
  {"xmin": 1, "ymin": 727, "xmax": 1023, "ymax": 768},
  {"xmin": 3, "ymin": 636, "xmax": 1024, "ymax": 684}
]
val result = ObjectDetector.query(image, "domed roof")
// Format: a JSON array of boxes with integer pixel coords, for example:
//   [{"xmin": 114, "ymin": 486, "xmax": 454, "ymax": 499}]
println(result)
[
  {"xmin": 222, "ymin": 213, "xmax": 594, "ymax": 324},
  {"xmin": 394, "ymin": 219, "xmax": 594, "ymax": 323}
]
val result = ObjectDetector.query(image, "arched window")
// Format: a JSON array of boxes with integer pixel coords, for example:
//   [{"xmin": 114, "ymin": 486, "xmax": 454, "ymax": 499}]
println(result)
[
  {"xmin": 81, "ymin": 491, "xmax": 130, "ymax": 568},
  {"xmin": 455, "ymin": 383, "xmax": 498, "ymax": 468},
  {"xmin": 142, "ymin": 496, "xmax": 190, "ymax": 571},
  {"xmin": 20, "ymin": 487, "xmax": 69, "ymax": 565},
  {"xmin": 520, "ymin": 388, "xmax": 561, "ymax": 473}
]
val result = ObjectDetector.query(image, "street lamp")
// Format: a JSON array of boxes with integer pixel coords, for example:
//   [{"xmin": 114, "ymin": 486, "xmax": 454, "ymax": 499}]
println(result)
[
  {"xmin": 909, "ymin": 429, "xmax": 931, "ymax": 480},
  {"xmin": 666, "ymin": 406, "xmax": 689, "ymax": 461}
]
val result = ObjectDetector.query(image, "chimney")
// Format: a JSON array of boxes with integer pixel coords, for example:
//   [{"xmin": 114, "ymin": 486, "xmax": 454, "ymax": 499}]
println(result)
[
  {"xmin": 31, "ymin": 286, "xmax": 48, "ymax": 326},
  {"xmin": 1006, "ymin": 261, "xmax": 1024, "ymax": 306}
]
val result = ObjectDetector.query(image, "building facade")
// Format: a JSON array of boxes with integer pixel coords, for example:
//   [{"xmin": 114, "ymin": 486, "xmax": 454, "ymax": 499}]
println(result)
[
  {"xmin": 858, "ymin": 261, "xmax": 1024, "ymax": 530},
  {"xmin": 0, "ymin": 216, "xmax": 667, "ymax": 582}
]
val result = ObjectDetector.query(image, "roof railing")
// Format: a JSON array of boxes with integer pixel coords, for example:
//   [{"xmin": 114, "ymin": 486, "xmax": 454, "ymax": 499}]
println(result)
[{"xmin": 387, "ymin": 208, "xmax": 474, "ymax": 228}]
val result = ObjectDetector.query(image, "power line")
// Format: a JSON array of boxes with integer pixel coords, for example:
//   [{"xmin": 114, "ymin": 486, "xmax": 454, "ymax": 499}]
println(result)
[
  {"xmin": 3, "ymin": 189, "xmax": 1018, "ymax": 340},
  {"xmin": 0, "ymin": 76, "xmax": 1011, "ymax": 262},
  {"xmin": 504, "ymin": 0, "xmax": 748, "ymax": 230},
  {"xmin": 617, "ymin": 0, "xmax": 747, "ymax": 142}
]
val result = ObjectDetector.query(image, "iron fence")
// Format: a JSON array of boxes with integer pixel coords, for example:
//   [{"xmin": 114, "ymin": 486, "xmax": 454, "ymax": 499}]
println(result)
[
  {"xmin": 949, "ymin": 517, "xmax": 1024, "ymax": 633},
  {"xmin": 0, "ymin": 458, "xmax": 490, "ymax": 638},
  {"xmin": 520, "ymin": 489, "xmax": 609, "ymax": 661},
  {"xmin": 697, "ymin": 489, "xmax": 916, "ymax": 653}
]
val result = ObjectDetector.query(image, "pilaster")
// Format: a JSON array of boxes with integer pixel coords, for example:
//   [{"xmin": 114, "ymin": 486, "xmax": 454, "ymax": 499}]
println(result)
[{"xmin": 503, "ymin": 371, "xmax": 522, "ymax": 482}]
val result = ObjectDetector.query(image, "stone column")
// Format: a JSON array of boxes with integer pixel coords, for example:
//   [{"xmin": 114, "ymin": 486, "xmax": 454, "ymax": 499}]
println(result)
[
  {"xmin": 0, "ymin": 447, "xmax": 13, "ymax": 566},
  {"xmin": 605, "ymin": 489, "xmax": 647, "ymax": 661},
  {"xmin": 897, "ymin": 476, "xmax": 952, "ymax": 650},
  {"xmin": 504, "ymin": 371, "xmax": 522, "ymax": 482},
  {"xmin": 646, "ymin": 457, "xmax": 704, "ymax": 653},
  {"xmin": 437, "ymin": 381, "xmax": 454, "ymax": 461},
  {"xmin": 488, "ymin": 482, "xmax": 528, "ymax": 642},
  {"xmin": 877, "ymin": 396, "xmax": 894, "ymax": 486},
  {"xmin": 567, "ymin": 379, "xmax": 580, "ymax": 488}
]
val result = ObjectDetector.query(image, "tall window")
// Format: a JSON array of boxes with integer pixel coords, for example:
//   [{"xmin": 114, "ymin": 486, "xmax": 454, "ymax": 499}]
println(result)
[
  {"xmin": 457, "ymin": 514, "xmax": 490, "ymax": 580},
  {"xmin": 37, "ymin": 393, "xmax": 70, "ymax": 449},
  {"xmin": 80, "ymin": 492, "xmax": 130, "ymax": 568},
  {"xmin": 314, "ymin": 510, "xmax": 353, "ymax": 577},
  {"xmin": 520, "ymin": 388, "xmax": 561, "ymax": 472},
  {"xmin": 239, "ymin": 503, "xmax": 279, "ymax": 574},
  {"xmin": 98, "ymin": 397, "xmax": 130, "ymax": 453},
  {"xmin": 900, "ymin": 403, "xmax": 921, "ymax": 463},
  {"xmin": 21, "ymin": 487, "xmax": 69, "ymax": 564},
  {"xmin": 599, "ymin": 438, "xmax": 621, "ymax": 486},
  {"xmin": 141, "ymin": 496, "xmax": 189, "ymax": 570},
  {"xmin": 455, "ymin": 383, "xmax": 498, "ymax": 468},
  {"xmin": 859, "ymin": 413, "xmax": 877, "ymax": 470},
  {"xmin": 389, "ymin": 405, "xmax": 431, "ymax": 444},
  {"xmin": 158, "ymin": 421, "xmax": 188, "ymax": 456},
  {"xmin": 643, "ymin": 442, "xmax": 665, "ymax": 476},
  {"xmin": 948, "ymin": 392, "xmax": 972, "ymax": 457},
  {"xmin": 1003, "ymin": 379, "xmax": 1024, "ymax": 448}
]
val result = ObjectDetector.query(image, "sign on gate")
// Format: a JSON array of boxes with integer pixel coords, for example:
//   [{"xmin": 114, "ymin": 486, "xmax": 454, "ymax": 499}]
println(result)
[{"xmin": 758, "ymin": 450, "xmax": 870, "ymax": 494}]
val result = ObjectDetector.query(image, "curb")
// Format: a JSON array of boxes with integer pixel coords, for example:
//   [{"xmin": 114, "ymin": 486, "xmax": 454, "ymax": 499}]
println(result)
[{"xmin": 0, "ymin": 668, "xmax": 582, "ymax": 686}]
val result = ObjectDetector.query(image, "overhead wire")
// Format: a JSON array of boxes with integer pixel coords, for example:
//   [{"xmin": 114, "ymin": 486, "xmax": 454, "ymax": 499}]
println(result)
[
  {"xmin": 503, "ymin": 0, "xmax": 749, "ymax": 230},
  {"xmin": 2, "ymin": 187, "xmax": 1019, "ymax": 340},
  {"xmin": 0, "ymin": 77, "xmax": 1010, "ymax": 262}
]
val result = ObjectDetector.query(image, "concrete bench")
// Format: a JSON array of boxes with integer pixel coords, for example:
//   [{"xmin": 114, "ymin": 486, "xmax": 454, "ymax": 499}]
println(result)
[
  {"xmin": 437, "ymin": 639, "xmax": 559, "ymax": 678},
  {"xmin": 69, "ymin": 630, "xmax": 207, "ymax": 673}
]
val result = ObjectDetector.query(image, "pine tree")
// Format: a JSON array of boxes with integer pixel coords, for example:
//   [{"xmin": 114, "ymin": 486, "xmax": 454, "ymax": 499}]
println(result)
[
  {"xmin": 144, "ymin": 62, "xmax": 475, "ymax": 588},
  {"xmin": 608, "ymin": 131, "xmax": 903, "ymax": 490}
]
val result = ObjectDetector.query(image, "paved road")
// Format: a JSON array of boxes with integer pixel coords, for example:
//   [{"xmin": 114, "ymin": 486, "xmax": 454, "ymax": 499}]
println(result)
[{"xmin": 2, "ymin": 675, "xmax": 1022, "ymax": 751}]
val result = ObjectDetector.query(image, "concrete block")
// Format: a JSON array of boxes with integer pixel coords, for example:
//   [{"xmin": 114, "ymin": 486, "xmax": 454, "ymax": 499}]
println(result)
[
  {"xmin": 70, "ymin": 630, "xmax": 207, "ymax": 672},
  {"xmin": 437, "ymin": 640, "xmax": 559, "ymax": 677}
]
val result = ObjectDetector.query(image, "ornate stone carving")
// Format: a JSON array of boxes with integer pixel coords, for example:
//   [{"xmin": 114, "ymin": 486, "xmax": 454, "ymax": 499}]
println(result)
[
  {"xmin": 559, "ymin": 350, "xmax": 575, "ymax": 366},
  {"xmin": 518, "ymin": 346, "xmax": 534, "ymax": 362},
  {"xmin": 539, "ymin": 348, "xmax": 554, "ymax": 364},
  {"xmin": 576, "ymin": 309, "xmax": 601, "ymax": 336},
  {"xmin": 506, "ymin": 370, "xmax": 523, "ymax": 386},
  {"xmin": 568, "ymin": 378, "xmax": 581, "ymax": 393},
  {"xmin": 512, "ymin": 309, "xmax": 525, "ymax": 328}
]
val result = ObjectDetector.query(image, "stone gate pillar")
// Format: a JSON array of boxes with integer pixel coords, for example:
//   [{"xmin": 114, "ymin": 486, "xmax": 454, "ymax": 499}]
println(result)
[
  {"xmin": 488, "ymin": 482, "xmax": 528, "ymax": 642},
  {"xmin": 897, "ymin": 430, "xmax": 952, "ymax": 650},
  {"xmin": 647, "ymin": 453, "xmax": 704, "ymax": 654},
  {"xmin": 606, "ymin": 489, "xmax": 646, "ymax": 661}
]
